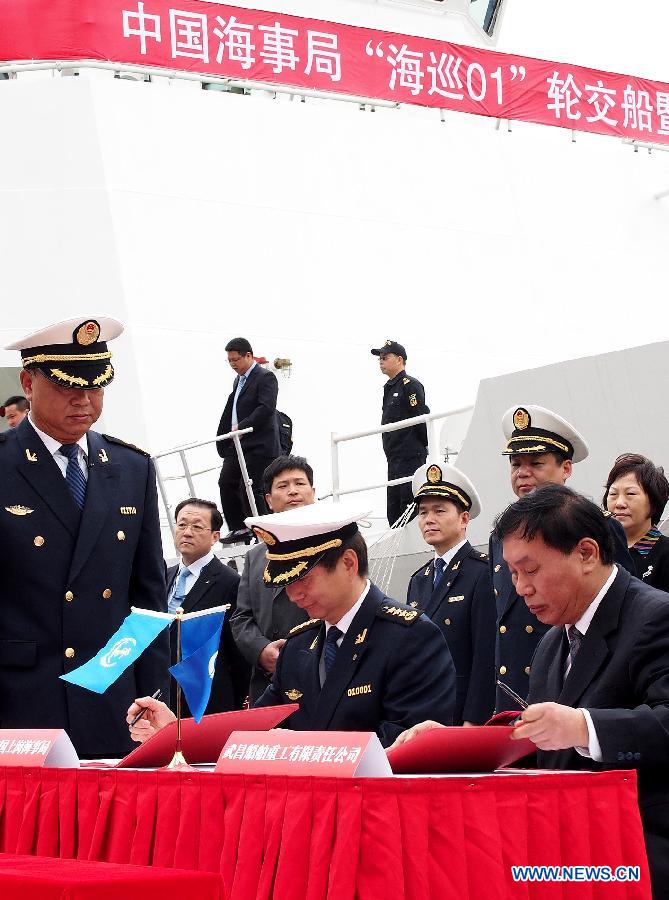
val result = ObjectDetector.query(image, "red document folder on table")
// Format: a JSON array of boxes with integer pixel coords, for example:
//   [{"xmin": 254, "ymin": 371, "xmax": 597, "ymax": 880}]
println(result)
[
  {"xmin": 386, "ymin": 725, "xmax": 535, "ymax": 775},
  {"xmin": 115, "ymin": 704, "xmax": 299, "ymax": 768}
]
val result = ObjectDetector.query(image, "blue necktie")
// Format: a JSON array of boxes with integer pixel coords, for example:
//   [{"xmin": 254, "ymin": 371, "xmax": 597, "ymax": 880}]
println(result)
[
  {"xmin": 231, "ymin": 374, "xmax": 247, "ymax": 428},
  {"xmin": 169, "ymin": 567, "xmax": 191, "ymax": 615},
  {"xmin": 59, "ymin": 444, "xmax": 87, "ymax": 510},
  {"xmin": 324, "ymin": 626, "xmax": 343, "ymax": 676},
  {"xmin": 433, "ymin": 557, "xmax": 446, "ymax": 592}
]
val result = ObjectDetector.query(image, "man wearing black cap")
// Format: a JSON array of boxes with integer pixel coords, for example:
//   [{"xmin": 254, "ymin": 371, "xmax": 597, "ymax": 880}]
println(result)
[
  {"xmin": 371, "ymin": 340, "xmax": 429, "ymax": 527},
  {"xmin": 0, "ymin": 316, "xmax": 168, "ymax": 758}
]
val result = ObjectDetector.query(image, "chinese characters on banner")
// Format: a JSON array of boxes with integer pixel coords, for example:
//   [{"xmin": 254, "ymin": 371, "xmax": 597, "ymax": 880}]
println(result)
[{"xmin": 0, "ymin": 0, "xmax": 667, "ymax": 144}]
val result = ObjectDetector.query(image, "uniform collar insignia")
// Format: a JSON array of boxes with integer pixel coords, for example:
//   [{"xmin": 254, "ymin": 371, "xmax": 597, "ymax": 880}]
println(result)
[
  {"xmin": 354, "ymin": 628, "xmax": 367, "ymax": 645},
  {"xmin": 285, "ymin": 689, "xmax": 303, "ymax": 701},
  {"xmin": 99, "ymin": 448, "xmax": 109, "ymax": 463},
  {"xmin": 25, "ymin": 448, "xmax": 38, "ymax": 462}
]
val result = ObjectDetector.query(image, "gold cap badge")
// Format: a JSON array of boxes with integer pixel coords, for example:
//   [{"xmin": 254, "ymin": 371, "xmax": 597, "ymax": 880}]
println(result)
[
  {"xmin": 513, "ymin": 407, "xmax": 530, "ymax": 431},
  {"xmin": 426, "ymin": 464, "xmax": 442, "ymax": 484},
  {"xmin": 76, "ymin": 320, "xmax": 101, "ymax": 346}
]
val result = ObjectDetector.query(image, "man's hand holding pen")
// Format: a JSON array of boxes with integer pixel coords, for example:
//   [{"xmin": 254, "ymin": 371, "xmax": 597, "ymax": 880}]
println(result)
[{"xmin": 126, "ymin": 691, "xmax": 176, "ymax": 743}]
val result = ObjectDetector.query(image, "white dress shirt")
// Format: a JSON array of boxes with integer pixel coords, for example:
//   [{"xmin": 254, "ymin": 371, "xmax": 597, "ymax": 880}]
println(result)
[
  {"xmin": 169, "ymin": 549, "xmax": 215, "ymax": 602},
  {"xmin": 28, "ymin": 413, "xmax": 88, "ymax": 481},
  {"xmin": 318, "ymin": 580, "xmax": 371, "ymax": 685},
  {"xmin": 570, "ymin": 565, "xmax": 618, "ymax": 761}
]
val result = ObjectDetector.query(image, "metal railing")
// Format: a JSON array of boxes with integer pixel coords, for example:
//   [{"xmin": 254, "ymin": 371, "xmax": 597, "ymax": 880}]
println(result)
[
  {"xmin": 329, "ymin": 406, "xmax": 474, "ymax": 502},
  {"xmin": 153, "ymin": 427, "xmax": 255, "ymax": 544}
]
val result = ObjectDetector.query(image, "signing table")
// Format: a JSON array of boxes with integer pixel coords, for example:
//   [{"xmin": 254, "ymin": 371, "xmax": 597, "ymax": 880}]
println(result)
[{"xmin": 0, "ymin": 766, "xmax": 651, "ymax": 899}]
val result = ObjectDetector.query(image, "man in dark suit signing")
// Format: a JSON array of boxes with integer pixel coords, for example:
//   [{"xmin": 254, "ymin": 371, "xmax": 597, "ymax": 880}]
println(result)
[
  {"xmin": 167, "ymin": 498, "xmax": 249, "ymax": 714},
  {"xmin": 394, "ymin": 484, "xmax": 669, "ymax": 899},
  {"xmin": 217, "ymin": 337, "xmax": 281, "ymax": 544}
]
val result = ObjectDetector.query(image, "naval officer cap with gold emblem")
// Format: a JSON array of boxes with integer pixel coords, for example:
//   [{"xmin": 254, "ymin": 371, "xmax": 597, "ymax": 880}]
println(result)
[
  {"xmin": 412, "ymin": 462, "xmax": 482, "ymax": 519},
  {"xmin": 501, "ymin": 404, "xmax": 589, "ymax": 463},
  {"xmin": 246, "ymin": 500, "xmax": 371, "ymax": 587},
  {"xmin": 4, "ymin": 315, "xmax": 124, "ymax": 389}
]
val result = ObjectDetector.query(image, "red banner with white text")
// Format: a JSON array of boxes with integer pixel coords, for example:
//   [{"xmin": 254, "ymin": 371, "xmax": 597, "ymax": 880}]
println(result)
[{"xmin": 1, "ymin": 1, "xmax": 668, "ymax": 144}]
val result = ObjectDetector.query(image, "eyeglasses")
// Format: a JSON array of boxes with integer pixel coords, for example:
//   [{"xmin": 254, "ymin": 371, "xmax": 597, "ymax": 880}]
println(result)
[{"xmin": 175, "ymin": 523, "xmax": 211, "ymax": 533}]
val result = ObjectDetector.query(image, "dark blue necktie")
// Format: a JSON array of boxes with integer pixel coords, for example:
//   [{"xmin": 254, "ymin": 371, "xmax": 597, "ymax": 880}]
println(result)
[
  {"xmin": 324, "ymin": 626, "xmax": 343, "ymax": 676},
  {"xmin": 59, "ymin": 444, "xmax": 87, "ymax": 510},
  {"xmin": 433, "ymin": 557, "xmax": 446, "ymax": 592}
]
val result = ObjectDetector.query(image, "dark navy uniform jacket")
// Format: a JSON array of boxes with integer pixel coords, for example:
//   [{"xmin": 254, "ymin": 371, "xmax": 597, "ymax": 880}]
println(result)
[
  {"xmin": 381, "ymin": 370, "xmax": 429, "ymax": 460},
  {"xmin": 0, "ymin": 418, "xmax": 169, "ymax": 758},
  {"xmin": 407, "ymin": 541, "xmax": 496, "ymax": 725},
  {"xmin": 492, "ymin": 515, "xmax": 636, "ymax": 711},
  {"xmin": 254, "ymin": 583, "xmax": 455, "ymax": 747}
]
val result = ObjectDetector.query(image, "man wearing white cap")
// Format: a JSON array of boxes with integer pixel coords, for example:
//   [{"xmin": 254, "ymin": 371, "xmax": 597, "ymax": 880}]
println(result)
[
  {"xmin": 1, "ymin": 316, "xmax": 168, "ymax": 757},
  {"xmin": 128, "ymin": 500, "xmax": 456, "ymax": 747},
  {"xmin": 492, "ymin": 405, "xmax": 634, "ymax": 712},
  {"xmin": 407, "ymin": 463, "xmax": 496, "ymax": 725}
]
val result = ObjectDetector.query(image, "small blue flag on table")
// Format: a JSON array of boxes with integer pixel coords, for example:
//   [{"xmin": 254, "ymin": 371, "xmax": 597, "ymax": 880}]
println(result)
[
  {"xmin": 169, "ymin": 606, "xmax": 227, "ymax": 723},
  {"xmin": 60, "ymin": 608, "xmax": 174, "ymax": 694}
]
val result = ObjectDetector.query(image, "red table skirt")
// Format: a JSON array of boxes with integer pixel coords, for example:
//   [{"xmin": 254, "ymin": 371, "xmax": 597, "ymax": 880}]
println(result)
[
  {"xmin": 0, "ymin": 853, "xmax": 222, "ymax": 900},
  {"xmin": 0, "ymin": 767, "xmax": 651, "ymax": 899}
]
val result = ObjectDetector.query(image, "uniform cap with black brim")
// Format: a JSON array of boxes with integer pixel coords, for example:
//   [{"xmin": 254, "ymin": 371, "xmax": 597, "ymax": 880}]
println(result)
[
  {"xmin": 501, "ymin": 404, "xmax": 588, "ymax": 464},
  {"xmin": 4, "ymin": 315, "xmax": 124, "ymax": 389},
  {"xmin": 246, "ymin": 499, "xmax": 372, "ymax": 588},
  {"xmin": 371, "ymin": 339, "xmax": 407, "ymax": 359},
  {"xmin": 411, "ymin": 462, "xmax": 482, "ymax": 519}
]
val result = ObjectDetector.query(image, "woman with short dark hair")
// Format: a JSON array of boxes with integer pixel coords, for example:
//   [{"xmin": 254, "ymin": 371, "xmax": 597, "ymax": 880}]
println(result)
[{"xmin": 604, "ymin": 453, "xmax": 669, "ymax": 591}]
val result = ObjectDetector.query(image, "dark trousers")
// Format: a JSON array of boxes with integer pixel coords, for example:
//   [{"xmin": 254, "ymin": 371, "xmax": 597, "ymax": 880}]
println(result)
[
  {"xmin": 219, "ymin": 454, "xmax": 274, "ymax": 531},
  {"xmin": 386, "ymin": 452, "xmax": 426, "ymax": 526}
]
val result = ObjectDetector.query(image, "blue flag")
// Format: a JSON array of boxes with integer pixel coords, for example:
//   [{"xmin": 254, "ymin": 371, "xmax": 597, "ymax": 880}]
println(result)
[
  {"xmin": 169, "ymin": 606, "xmax": 226, "ymax": 723},
  {"xmin": 60, "ymin": 608, "xmax": 174, "ymax": 693}
]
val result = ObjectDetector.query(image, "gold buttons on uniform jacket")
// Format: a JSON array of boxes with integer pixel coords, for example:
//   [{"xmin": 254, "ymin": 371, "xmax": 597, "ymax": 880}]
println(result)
[
  {"xmin": 117, "ymin": 531, "xmax": 125, "ymax": 541},
  {"xmin": 499, "ymin": 625, "xmax": 507, "ymax": 634},
  {"xmin": 65, "ymin": 591, "xmax": 74, "ymax": 602},
  {"xmin": 525, "ymin": 666, "xmax": 531, "ymax": 675},
  {"xmin": 34, "ymin": 536, "xmax": 45, "ymax": 547},
  {"xmin": 499, "ymin": 665, "xmax": 507, "ymax": 675},
  {"xmin": 65, "ymin": 648, "xmax": 75, "ymax": 659},
  {"xmin": 444, "ymin": 618, "xmax": 451, "ymax": 626},
  {"xmin": 525, "ymin": 625, "xmax": 534, "ymax": 634},
  {"xmin": 102, "ymin": 589, "xmax": 112, "ymax": 599}
]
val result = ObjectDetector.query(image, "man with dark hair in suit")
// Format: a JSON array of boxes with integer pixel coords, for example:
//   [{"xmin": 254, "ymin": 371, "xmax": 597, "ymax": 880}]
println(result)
[
  {"xmin": 230, "ymin": 455, "xmax": 314, "ymax": 702},
  {"xmin": 166, "ymin": 498, "xmax": 249, "ymax": 714},
  {"xmin": 393, "ymin": 484, "xmax": 669, "ymax": 899},
  {"xmin": 0, "ymin": 315, "xmax": 168, "ymax": 758},
  {"xmin": 1, "ymin": 394, "xmax": 30, "ymax": 429},
  {"xmin": 217, "ymin": 337, "xmax": 281, "ymax": 545}
]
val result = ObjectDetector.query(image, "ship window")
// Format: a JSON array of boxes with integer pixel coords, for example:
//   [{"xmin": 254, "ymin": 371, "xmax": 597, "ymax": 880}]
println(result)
[{"xmin": 469, "ymin": 0, "xmax": 505, "ymax": 36}]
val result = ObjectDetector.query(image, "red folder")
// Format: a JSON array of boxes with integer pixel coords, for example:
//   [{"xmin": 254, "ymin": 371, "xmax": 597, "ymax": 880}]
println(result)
[
  {"xmin": 115, "ymin": 704, "xmax": 299, "ymax": 768},
  {"xmin": 386, "ymin": 725, "xmax": 535, "ymax": 775}
]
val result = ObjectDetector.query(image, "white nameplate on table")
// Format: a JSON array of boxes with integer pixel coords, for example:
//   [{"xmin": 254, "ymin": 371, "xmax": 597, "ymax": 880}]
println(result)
[
  {"xmin": 216, "ymin": 730, "xmax": 392, "ymax": 777},
  {"xmin": 0, "ymin": 729, "xmax": 79, "ymax": 768}
]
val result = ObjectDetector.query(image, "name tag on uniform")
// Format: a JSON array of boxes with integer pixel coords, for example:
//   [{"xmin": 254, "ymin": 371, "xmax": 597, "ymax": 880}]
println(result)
[
  {"xmin": 347, "ymin": 683, "xmax": 372, "ymax": 697},
  {"xmin": 448, "ymin": 595, "xmax": 464, "ymax": 603}
]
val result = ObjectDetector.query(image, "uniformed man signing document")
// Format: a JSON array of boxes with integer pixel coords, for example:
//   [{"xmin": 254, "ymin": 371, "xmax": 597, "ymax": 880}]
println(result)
[{"xmin": 128, "ymin": 501, "xmax": 456, "ymax": 747}]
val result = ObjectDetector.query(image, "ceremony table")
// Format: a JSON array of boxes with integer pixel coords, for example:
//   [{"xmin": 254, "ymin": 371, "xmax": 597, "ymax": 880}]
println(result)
[
  {"xmin": 0, "ymin": 766, "xmax": 651, "ymax": 899},
  {"xmin": 0, "ymin": 853, "xmax": 222, "ymax": 900}
]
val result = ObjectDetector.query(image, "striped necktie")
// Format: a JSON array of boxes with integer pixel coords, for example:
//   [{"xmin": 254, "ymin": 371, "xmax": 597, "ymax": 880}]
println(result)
[
  {"xmin": 433, "ymin": 557, "xmax": 446, "ymax": 592},
  {"xmin": 324, "ymin": 626, "xmax": 343, "ymax": 677},
  {"xmin": 59, "ymin": 444, "xmax": 87, "ymax": 510}
]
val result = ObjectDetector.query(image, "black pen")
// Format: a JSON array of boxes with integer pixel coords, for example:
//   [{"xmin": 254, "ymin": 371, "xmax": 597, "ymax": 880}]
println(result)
[
  {"xmin": 496, "ymin": 679, "xmax": 529, "ymax": 710},
  {"xmin": 130, "ymin": 689, "xmax": 162, "ymax": 727}
]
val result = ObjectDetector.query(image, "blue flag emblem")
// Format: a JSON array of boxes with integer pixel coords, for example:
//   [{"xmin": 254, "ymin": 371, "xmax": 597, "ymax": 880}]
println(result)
[
  {"xmin": 60, "ymin": 608, "xmax": 173, "ymax": 694},
  {"xmin": 169, "ymin": 606, "xmax": 226, "ymax": 723}
]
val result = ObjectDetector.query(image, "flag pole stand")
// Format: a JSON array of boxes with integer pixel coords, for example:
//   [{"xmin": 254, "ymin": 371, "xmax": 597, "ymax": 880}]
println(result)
[{"xmin": 163, "ymin": 607, "xmax": 196, "ymax": 771}]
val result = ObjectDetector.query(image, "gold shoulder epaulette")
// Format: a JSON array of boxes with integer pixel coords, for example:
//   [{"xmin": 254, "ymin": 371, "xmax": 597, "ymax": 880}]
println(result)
[
  {"xmin": 287, "ymin": 618, "xmax": 322, "ymax": 638},
  {"xmin": 469, "ymin": 549, "xmax": 489, "ymax": 562},
  {"xmin": 377, "ymin": 602, "xmax": 420, "ymax": 626},
  {"xmin": 102, "ymin": 434, "xmax": 150, "ymax": 457}
]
